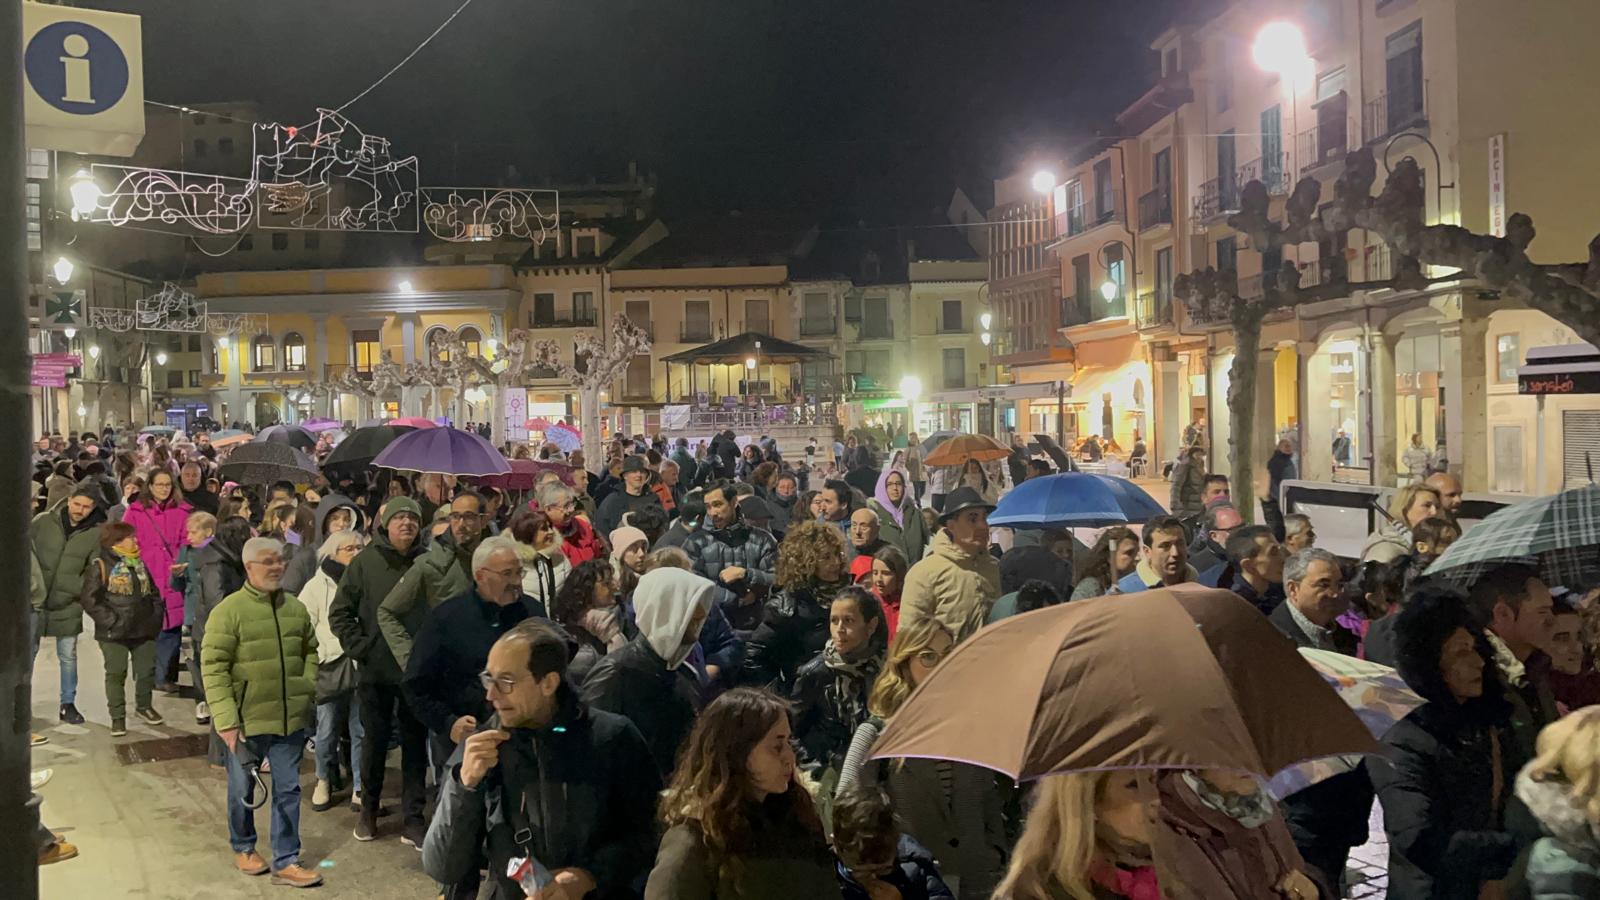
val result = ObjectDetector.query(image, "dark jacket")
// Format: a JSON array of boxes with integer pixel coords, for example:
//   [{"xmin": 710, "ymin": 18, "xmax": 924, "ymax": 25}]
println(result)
[
  {"xmin": 681, "ymin": 521, "xmax": 778, "ymax": 612},
  {"xmin": 744, "ymin": 578, "xmax": 850, "ymax": 689},
  {"xmin": 670, "ymin": 447, "xmax": 698, "ymax": 488},
  {"xmin": 1188, "ymin": 536, "xmax": 1226, "ymax": 576},
  {"xmin": 790, "ymin": 651, "xmax": 877, "ymax": 773},
  {"xmin": 327, "ymin": 531, "xmax": 426, "ymax": 685},
  {"xmin": 595, "ymin": 487, "xmax": 664, "ymax": 538},
  {"xmin": 578, "ymin": 633, "xmax": 703, "ymax": 778},
  {"xmin": 423, "ymin": 694, "xmax": 660, "ymax": 900},
  {"xmin": 836, "ymin": 835, "xmax": 954, "ymax": 900},
  {"xmin": 1269, "ymin": 601, "xmax": 1361, "ymax": 657},
  {"xmin": 1267, "ymin": 449, "xmax": 1298, "ymax": 501},
  {"xmin": 79, "ymin": 549, "xmax": 165, "ymax": 645},
  {"xmin": 1515, "ymin": 767, "xmax": 1600, "ymax": 900},
  {"xmin": 645, "ymin": 796, "xmax": 844, "ymax": 900},
  {"xmin": 193, "ymin": 541, "xmax": 246, "ymax": 664},
  {"xmin": 282, "ymin": 493, "xmax": 365, "ymax": 594},
  {"xmin": 185, "ymin": 487, "xmax": 220, "ymax": 516},
  {"xmin": 379, "ymin": 529, "xmax": 479, "ymax": 671},
  {"xmin": 1199, "ymin": 564, "xmax": 1285, "ymax": 616},
  {"xmin": 403, "ymin": 588, "xmax": 546, "ymax": 737},
  {"xmin": 30, "ymin": 503, "xmax": 106, "ymax": 637}
]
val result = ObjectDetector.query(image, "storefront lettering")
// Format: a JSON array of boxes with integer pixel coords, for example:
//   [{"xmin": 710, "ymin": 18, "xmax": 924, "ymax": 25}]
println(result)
[{"xmin": 1519, "ymin": 374, "xmax": 1576, "ymax": 394}]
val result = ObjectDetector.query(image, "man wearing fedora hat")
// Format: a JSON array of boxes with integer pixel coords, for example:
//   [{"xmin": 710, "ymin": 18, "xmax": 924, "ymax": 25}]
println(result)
[
  {"xmin": 597, "ymin": 455, "xmax": 664, "ymax": 537},
  {"xmin": 899, "ymin": 486, "xmax": 1000, "ymax": 645}
]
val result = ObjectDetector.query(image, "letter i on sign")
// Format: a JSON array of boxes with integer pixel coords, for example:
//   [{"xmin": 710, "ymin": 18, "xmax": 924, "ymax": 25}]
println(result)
[{"xmin": 58, "ymin": 33, "xmax": 95, "ymax": 104}]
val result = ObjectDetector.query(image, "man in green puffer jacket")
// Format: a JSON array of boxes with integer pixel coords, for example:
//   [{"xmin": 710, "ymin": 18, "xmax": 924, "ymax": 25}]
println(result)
[
  {"xmin": 377, "ymin": 491, "xmax": 486, "ymax": 671},
  {"xmin": 200, "ymin": 536, "xmax": 323, "ymax": 888},
  {"xmin": 30, "ymin": 487, "xmax": 105, "ymax": 724}
]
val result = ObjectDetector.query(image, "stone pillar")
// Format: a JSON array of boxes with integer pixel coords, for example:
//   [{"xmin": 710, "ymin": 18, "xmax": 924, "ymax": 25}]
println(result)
[
  {"xmin": 313, "ymin": 316, "xmax": 330, "ymax": 417},
  {"xmin": 1441, "ymin": 312, "xmax": 1490, "ymax": 491},
  {"xmin": 1155, "ymin": 358, "xmax": 1182, "ymax": 470},
  {"xmin": 1368, "ymin": 328, "xmax": 1399, "ymax": 487},
  {"xmin": 1295, "ymin": 341, "xmax": 1322, "ymax": 480},
  {"xmin": 400, "ymin": 315, "xmax": 417, "ymax": 365},
  {"xmin": 226, "ymin": 339, "xmax": 244, "ymax": 426},
  {"xmin": 1253, "ymin": 346, "xmax": 1279, "ymax": 499}
]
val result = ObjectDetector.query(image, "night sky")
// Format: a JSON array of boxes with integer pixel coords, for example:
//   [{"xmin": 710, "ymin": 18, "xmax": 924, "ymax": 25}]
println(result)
[{"xmin": 89, "ymin": 0, "xmax": 1182, "ymax": 217}]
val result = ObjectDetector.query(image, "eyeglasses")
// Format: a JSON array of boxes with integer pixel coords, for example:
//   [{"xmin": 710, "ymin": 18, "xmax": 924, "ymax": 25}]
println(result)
[
  {"xmin": 914, "ymin": 648, "xmax": 947, "ymax": 667},
  {"xmin": 478, "ymin": 671, "xmax": 530, "ymax": 695}
]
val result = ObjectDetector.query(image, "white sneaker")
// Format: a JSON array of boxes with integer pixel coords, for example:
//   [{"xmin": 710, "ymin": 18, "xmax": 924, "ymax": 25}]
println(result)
[
  {"xmin": 195, "ymin": 701, "xmax": 210, "ymax": 725},
  {"xmin": 31, "ymin": 769, "xmax": 53, "ymax": 791},
  {"xmin": 312, "ymin": 779, "xmax": 331, "ymax": 810}
]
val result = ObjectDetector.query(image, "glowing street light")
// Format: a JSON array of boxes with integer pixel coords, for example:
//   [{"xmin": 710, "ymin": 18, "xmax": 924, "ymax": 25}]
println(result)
[
  {"xmin": 68, "ymin": 169, "xmax": 101, "ymax": 220},
  {"xmin": 397, "ymin": 279, "xmax": 415, "ymax": 293},
  {"xmin": 217, "ymin": 335, "xmax": 230, "ymax": 348},
  {"xmin": 1031, "ymin": 170, "xmax": 1057, "ymax": 194},
  {"xmin": 980, "ymin": 332, "xmax": 992, "ymax": 346},
  {"xmin": 63, "ymin": 327, "xmax": 76, "ymax": 339},
  {"xmin": 899, "ymin": 374, "xmax": 922, "ymax": 403},
  {"xmin": 155, "ymin": 351, "xmax": 169, "ymax": 365},
  {"xmin": 1100, "ymin": 279, "xmax": 1119, "ymax": 301},
  {"xmin": 744, "ymin": 357, "xmax": 757, "ymax": 370},
  {"xmin": 52, "ymin": 256, "xmax": 75, "ymax": 284},
  {"xmin": 1252, "ymin": 21, "xmax": 1312, "ymax": 79},
  {"xmin": 76, "ymin": 404, "xmax": 87, "ymax": 418},
  {"xmin": 979, "ymin": 311, "xmax": 993, "ymax": 331},
  {"xmin": 87, "ymin": 344, "xmax": 100, "ymax": 359}
]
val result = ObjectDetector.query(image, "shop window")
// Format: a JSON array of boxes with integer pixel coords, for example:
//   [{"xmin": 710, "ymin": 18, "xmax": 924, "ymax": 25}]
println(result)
[
  {"xmin": 1495, "ymin": 333, "xmax": 1520, "ymax": 381},
  {"xmin": 283, "ymin": 333, "xmax": 307, "ymax": 371},
  {"xmin": 251, "ymin": 335, "xmax": 275, "ymax": 371}
]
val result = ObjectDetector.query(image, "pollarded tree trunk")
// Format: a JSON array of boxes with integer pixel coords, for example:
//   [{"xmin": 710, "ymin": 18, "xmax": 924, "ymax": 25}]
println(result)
[
  {"xmin": 579, "ymin": 384, "xmax": 603, "ymax": 471},
  {"xmin": 1227, "ymin": 314, "xmax": 1264, "ymax": 524}
]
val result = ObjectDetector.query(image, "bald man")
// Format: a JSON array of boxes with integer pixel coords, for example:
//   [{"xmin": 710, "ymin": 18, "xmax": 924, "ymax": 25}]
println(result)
[{"xmin": 1424, "ymin": 472, "xmax": 1463, "ymax": 517}]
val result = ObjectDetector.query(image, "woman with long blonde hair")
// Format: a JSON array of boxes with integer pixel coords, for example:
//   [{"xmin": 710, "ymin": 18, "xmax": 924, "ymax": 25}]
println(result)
[
  {"xmin": 836, "ymin": 618, "xmax": 1009, "ymax": 899},
  {"xmin": 1515, "ymin": 706, "xmax": 1600, "ymax": 898},
  {"xmin": 995, "ymin": 770, "xmax": 1165, "ymax": 900}
]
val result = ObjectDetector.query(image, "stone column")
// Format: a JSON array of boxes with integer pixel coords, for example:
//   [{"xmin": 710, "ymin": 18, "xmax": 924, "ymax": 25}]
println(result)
[
  {"xmin": 1253, "ymin": 346, "xmax": 1280, "ymax": 490},
  {"xmin": 313, "ymin": 316, "xmax": 330, "ymax": 417},
  {"xmin": 1441, "ymin": 310, "xmax": 1490, "ymax": 491},
  {"xmin": 1295, "ymin": 341, "xmax": 1322, "ymax": 480},
  {"xmin": 1368, "ymin": 328, "xmax": 1399, "ymax": 487},
  {"xmin": 1155, "ymin": 358, "xmax": 1182, "ymax": 470},
  {"xmin": 400, "ymin": 314, "xmax": 417, "ymax": 365},
  {"xmin": 227, "ymin": 338, "xmax": 244, "ymax": 426}
]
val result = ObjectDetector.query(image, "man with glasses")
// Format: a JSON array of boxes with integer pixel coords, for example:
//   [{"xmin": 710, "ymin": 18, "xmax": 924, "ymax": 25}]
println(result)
[
  {"xmin": 403, "ymin": 536, "xmax": 545, "ymax": 899},
  {"xmin": 328, "ymin": 497, "xmax": 430, "ymax": 845},
  {"xmin": 424, "ymin": 619, "xmax": 659, "ymax": 899},
  {"xmin": 379, "ymin": 491, "xmax": 489, "ymax": 674},
  {"xmin": 201, "ymin": 537, "xmax": 322, "ymax": 887}
]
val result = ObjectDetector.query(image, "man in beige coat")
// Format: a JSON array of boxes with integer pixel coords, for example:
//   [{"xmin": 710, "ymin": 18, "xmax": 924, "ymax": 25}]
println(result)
[{"xmin": 899, "ymin": 487, "xmax": 1000, "ymax": 644}]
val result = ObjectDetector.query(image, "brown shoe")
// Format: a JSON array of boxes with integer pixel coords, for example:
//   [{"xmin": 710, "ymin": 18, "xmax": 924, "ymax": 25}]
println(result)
[
  {"xmin": 39, "ymin": 840, "xmax": 78, "ymax": 865},
  {"xmin": 234, "ymin": 850, "xmax": 269, "ymax": 876},
  {"xmin": 270, "ymin": 864, "xmax": 324, "ymax": 888}
]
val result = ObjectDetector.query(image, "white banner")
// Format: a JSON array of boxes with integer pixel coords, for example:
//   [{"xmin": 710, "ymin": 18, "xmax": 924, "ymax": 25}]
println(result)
[{"xmin": 502, "ymin": 387, "xmax": 528, "ymax": 443}]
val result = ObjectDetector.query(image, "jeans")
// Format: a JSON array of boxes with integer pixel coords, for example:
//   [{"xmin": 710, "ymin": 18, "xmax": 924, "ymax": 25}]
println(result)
[
  {"xmin": 225, "ymin": 729, "xmax": 309, "ymax": 872},
  {"xmin": 28, "ymin": 610, "xmax": 78, "ymax": 706},
  {"xmin": 153, "ymin": 626, "xmax": 182, "ymax": 686},
  {"xmin": 314, "ymin": 693, "xmax": 364, "ymax": 792},
  {"xmin": 356, "ymin": 682, "xmax": 427, "ymax": 827},
  {"xmin": 100, "ymin": 640, "xmax": 155, "ymax": 718}
]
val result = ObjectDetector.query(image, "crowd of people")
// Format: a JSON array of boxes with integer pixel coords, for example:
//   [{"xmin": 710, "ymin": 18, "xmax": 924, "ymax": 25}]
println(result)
[{"xmin": 24, "ymin": 423, "xmax": 1600, "ymax": 899}]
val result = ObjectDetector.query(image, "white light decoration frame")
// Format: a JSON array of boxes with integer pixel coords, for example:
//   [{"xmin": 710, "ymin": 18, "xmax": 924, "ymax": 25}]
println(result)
[
  {"xmin": 207, "ymin": 313, "xmax": 270, "ymax": 337},
  {"xmin": 136, "ymin": 282, "xmax": 208, "ymax": 333},
  {"xmin": 254, "ymin": 109, "xmax": 419, "ymax": 232},
  {"xmin": 86, "ymin": 163, "xmax": 254, "ymax": 235},
  {"xmin": 420, "ymin": 187, "xmax": 560, "ymax": 243},
  {"xmin": 88, "ymin": 307, "xmax": 136, "ymax": 331}
]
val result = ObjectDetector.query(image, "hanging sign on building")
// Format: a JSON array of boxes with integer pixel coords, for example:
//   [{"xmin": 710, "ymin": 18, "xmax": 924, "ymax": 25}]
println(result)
[
  {"xmin": 1488, "ymin": 133, "xmax": 1507, "ymax": 238},
  {"xmin": 502, "ymin": 387, "xmax": 528, "ymax": 443},
  {"xmin": 22, "ymin": 2, "xmax": 145, "ymax": 156}
]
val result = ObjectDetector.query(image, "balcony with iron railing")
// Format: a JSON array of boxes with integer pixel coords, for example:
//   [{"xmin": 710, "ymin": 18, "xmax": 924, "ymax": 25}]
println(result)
[
  {"xmin": 1134, "ymin": 292, "xmax": 1175, "ymax": 331},
  {"xmin": 529, "ymin": 311, "xmax": 598, "ymax": 329},
  {"xmin": 1053, "ymin": 196, "xmax": 1121, "ymax": 240},
  {"xmin": 1361, "ymin": 242, "xmax": 1393, "ymax": 282},
  {"xmin": 799, "ymin": 316, "xmax": 836, "ymax": 337},
  {"xmin": 679, "ymin": 322, "xmax": 714, "ymax": 343},
  {"xmin": 1296, "ymin": 116, "xmax": 1356, "ymax": 176},
  {"xmin": 1192, "ymin": 174, "xmax": 1240, "ymax": 224},
  {"xmin": 1236, "ymin": 153, "xmax": 1291, "ymax": 196},
  {"xmin": 1364, "ymin": 82, "xmax": 1428, "ymax": 144},
  {"xmin": 1138, "ymin": 187, "xmax": 1173, "ymax": 231}
]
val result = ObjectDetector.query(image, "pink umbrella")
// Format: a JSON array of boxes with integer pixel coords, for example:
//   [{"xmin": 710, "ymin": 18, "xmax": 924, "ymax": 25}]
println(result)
[
  {"xmin": 526, "ymin": 417, "xmax": 553, "ymax": 431},
  {"xmin": 386, "ymin": 416, "xmax": 441, "ymax": 429}
]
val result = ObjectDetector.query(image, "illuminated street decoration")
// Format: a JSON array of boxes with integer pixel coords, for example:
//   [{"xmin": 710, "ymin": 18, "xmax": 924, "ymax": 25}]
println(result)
[
  {"xmin": 206, "ymin": 313, "xmax": 269, "ymax": 337},
  {"xmin": 86, "ymin": 163, "xmax": 254, "ymax": 234},
  {"xmin": 88, "ymin": 307, "xmax": 135, "ymax": 331},
  {"xmin": 136, "ymin": 282, "xmax": 207, "ymax": 332},
  {"xmin": 421, "ymin": 187, "xmax": 560, "ymax": 243},
  {"xmin": 254, "ymin": 108, "xmax": 419, "ymax": 232}
]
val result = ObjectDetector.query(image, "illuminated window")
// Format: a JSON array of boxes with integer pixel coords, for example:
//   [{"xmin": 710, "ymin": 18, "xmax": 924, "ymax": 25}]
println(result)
[
  {"xmin": 1496, "ymin": 334, "xmax": 1520, "ymax": 381},
  {"xmin": 458, "ymin": 326, "xmax": 482, "ymax": 358},
  {"xmin": 282, "ymin": 333, "xmax": 307, "ymax": 372},
  {"xmin": 251, "ymin": 335, "xmax": 275, "ymax": 371},
  {"xmin": 352, "ymin": 329, "xmax": 381, "ymax": 373}
]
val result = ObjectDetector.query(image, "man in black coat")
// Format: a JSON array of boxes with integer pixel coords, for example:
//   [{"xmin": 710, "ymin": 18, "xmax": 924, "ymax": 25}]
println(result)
[
  {"xmin": 1187, "ymin": 503, "xmax": 1240, "ymax": 576},
  {"xmin": 424, "ymin": 620, "xmax": 659, "ymax": 900},
  {"xmin": 595, "ymin": 455, "xmax": 663, "ymax": 537},
  {"xmin": 1198, "ymin": 525, "xmax": 1286, "ymax": 616},
  {"xmin": 681, "ymin": 481, "xmax": 777, "ymax": 638},
  {"xmin": 1268, "ymin": 547, "xmax": 1371, "ymax": 892},
  {"xmin": 669, "ymin": 437, "xmax": 698, "ymax": 491},
  {"xmin": 578, "ymin": 568, "xmax": 713, "ymax": 779}
]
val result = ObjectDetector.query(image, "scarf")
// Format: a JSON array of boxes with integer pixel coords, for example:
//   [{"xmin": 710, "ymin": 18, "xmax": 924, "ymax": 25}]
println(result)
[
  {"xmin": 1089, "ymin": 840, "xmax": 1161, "ymax": 900},
  {"xmin": 320, "ymin": 556, "xmax": 348, "ymax": 583},
  {"xmin": 107, "ymin": 545, "xmax": 152, "ymax": 596},
  {"xmin": 1179, "ymin": 771, "xmax": 1277, "ymax": 828},
  {"xmin": 821, "ymin": 640, "xmax": 883, "ymax": 742}
]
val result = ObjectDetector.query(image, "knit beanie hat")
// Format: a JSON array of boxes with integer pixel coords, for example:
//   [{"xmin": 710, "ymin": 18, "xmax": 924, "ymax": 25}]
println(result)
[{"xmin": 382, "ymin": 497, "xmax": 423, "ymax": 526}]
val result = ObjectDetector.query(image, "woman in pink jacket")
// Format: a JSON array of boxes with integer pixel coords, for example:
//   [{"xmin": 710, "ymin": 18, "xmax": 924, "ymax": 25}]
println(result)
[{"xmin": 122, "ymin": 468, "xmax": 193, "ymax": 693}]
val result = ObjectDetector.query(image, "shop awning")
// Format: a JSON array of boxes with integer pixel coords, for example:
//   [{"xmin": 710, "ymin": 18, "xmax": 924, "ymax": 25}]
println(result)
[{"xmin": 660, "ymin": 331, "xmax": 832, "ymax": 365}]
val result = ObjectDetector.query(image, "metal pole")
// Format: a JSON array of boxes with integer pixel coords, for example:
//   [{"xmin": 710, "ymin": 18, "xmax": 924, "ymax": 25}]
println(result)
[
  {"xmin": 1, "ymin": 0, "xmax": 39, "ymax": 893},
  {"xmin": 1535, "ymin": 394, "xmax": 1546, "ymax": 494}
]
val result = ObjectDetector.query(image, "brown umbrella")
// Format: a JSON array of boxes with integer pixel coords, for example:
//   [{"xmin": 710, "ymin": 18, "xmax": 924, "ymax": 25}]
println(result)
[
  {"xmin": 922, "ymin": 433, "xmax": 1011, "ymax": 467},
  {"xmin": 870, "ymin": 585, "xmax": 1378, "ymax": 780}
]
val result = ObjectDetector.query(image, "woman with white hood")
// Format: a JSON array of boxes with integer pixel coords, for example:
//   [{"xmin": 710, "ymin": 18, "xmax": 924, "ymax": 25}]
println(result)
[{"xmin": 580, "ymin": 567, "xmax": 714, "ymax": 778}]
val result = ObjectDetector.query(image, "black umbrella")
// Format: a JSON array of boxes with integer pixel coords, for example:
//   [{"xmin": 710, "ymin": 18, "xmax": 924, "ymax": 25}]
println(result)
[
  {"xmin": 255, "ymin": 424, "xmax": 317, "ymax": 451},
  {"xmin": 321, "ymin": 425, "xmax": 415, "ymax": 473},
  {"xmin": 219, "ymin": 441, "xmax": 319, "ymax": 486}
]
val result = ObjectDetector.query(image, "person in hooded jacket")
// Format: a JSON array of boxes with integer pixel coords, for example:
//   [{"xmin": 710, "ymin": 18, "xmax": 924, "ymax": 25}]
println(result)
[
  {"xmin": 425, "ymin": 619, "xmax": 660, "ymax": 900},
  {"xmin": 1514, "ymin": 706, "xmax": 1600, "ymax": 899},
  {"xmin": 744, "ymin": 520, "xmax": 853, "ymax": 689},
  {"xmin": 681, "ymin": 480, "xmax": 778, "ymax": 637},
  {"xmin": 1371, "ymin": 582, "xmax": 1532, "ymax": 900},
  {"xmin": 579, "ymin": 567, "xmax": 713, "ymax": 779},
  {"xmin": 832, "ymin": 786, "xmax": 954, "ymax": 900},
  {"xmin": 327, "ymin": 497, "xmax": 430, "ymax": 844},
  {"xmin": 870, "ymin": 468, "xmax": 928, "ymax": 565},
  {"xmin": 30, "ymin": 487, "xmax": 105, "ymax": 725},
  {"xmin": 122, "ymin": 468, "xmax": 193, "ymax": 693},
  {"xmin": 377, "ymin": 491, "xmax": 488, "ymax": 673},
  {"xmin": 299, "ymin": 529, "xmax": 367, "ymax": 812},
  {"xmin": 282, "ymin": 493, "xmax": 366, "ymax": 594}
]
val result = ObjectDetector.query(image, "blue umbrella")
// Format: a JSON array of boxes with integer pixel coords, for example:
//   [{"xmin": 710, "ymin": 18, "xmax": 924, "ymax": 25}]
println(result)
[{"xmin": 989, "ymin": 472, "xmax": 1167, "ymax": 529}]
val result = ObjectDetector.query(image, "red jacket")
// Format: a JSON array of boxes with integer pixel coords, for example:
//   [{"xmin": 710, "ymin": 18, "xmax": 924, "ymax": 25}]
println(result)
[{"xmin": 558, "ymin": 515, "xmax": 603, "ymax": 567}]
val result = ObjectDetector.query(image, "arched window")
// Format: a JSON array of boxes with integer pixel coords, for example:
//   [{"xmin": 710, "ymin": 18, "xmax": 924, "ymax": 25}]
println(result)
[
  {"xmin": 423, "ymin": 326, "xmax": 450, "ymax": 362},
  {"xmin": 282, "ymin": 332, "xmax": 307, "ymax": 372},
  {"xmin": 458, "ymin": 326, "xmax": 482, "ymax": 358},
  {"xmin": 251, "ymin": 335, "xmax": 276, "ymax": 371}
]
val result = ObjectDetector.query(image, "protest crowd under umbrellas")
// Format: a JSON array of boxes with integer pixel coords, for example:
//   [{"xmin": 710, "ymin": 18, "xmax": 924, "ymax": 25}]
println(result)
[{"xmin": 11, "ymin": 2, "xmax": 1600, "ymax": 899}]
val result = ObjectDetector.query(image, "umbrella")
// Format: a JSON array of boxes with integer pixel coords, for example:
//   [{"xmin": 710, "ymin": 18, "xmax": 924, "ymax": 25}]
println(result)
[
  {"xmin": 218, "ymin": 441, "xmax": 320, "ymax": 486},
  {"xmin": 920, "ymin": 430, "xmax": 959, "ymax": 454},
  {"xmin": 372, "ymin": 427, "xmax": 511, "ymax": 477},
  {"xmin": 1425, "ymin": 483, "xmax": 1600, "ymax": 591},
  {"xmin": 139, "ymin": 425, "xmax": 176, "ymax": 436},
  {"xmin": 1268, "ymin": 649, "xmax": 1423, "ymax": 798},
  {"xmin": 386, "ymin": 416, "xmax": 440, "ymax": 430},
  {"xmin": 989, "ymin": 472, "xmax": 1166, "ymax": 529},
  {"xmin": 526, "ymin": 417, "xmax": 553, "ymax": 431},
  {"xmin": 321, "ymin": 425, "xmax": 415, "ymax": 472},
  {"xmin": 545, "ymin": 422, "xmax": 582, "ymax": 454},
  {"xmin": 922, "ymin": 433, "xmax": 1010, "ymax": 468},
  {"xmin": 255, "ymin": 424, "xmax": 317, "ymax": 451},
  {"xmin": 473, "ymin": 458, "xmax": 576, "ymax": 491},
  {"xmin": 299, "ymin": 417, "xmax": 342, "ymax": 433},
  {"xmin": 869, "ymin": 585, "xmax": 1378, "ymax": 780},
  {"xmin": 209, "ymin": 429, "xmax": 251, "ymax": 449}
]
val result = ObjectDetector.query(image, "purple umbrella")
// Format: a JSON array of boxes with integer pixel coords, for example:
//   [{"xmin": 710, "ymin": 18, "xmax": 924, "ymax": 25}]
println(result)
[
  {"xmin": 299, "ymin": 417, "xmax": 342, "ymax": 433},
  {"xmin": 371, "ymin": 427, "xmax": 511, "ymax": 477}
]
